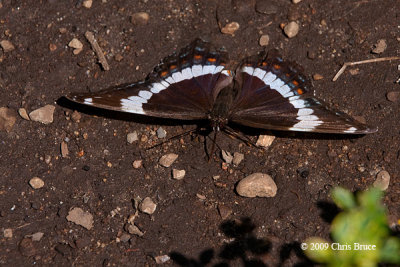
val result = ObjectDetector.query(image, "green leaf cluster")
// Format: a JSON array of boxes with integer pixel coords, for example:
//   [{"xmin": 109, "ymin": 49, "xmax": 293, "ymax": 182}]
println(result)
[{"xmin": 305, "ymin": 187, "xmax": 400, "ymax": 267}]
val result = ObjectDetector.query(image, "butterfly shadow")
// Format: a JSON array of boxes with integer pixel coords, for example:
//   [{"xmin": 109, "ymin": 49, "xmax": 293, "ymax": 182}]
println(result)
[{"xmin": 169, "ymin": 217, "xmax": 271, "ymax": 267}]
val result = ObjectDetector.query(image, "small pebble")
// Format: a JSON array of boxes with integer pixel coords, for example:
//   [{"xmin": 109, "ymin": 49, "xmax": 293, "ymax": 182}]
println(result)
[
  {"xmin": 71, "ymin": 110, "xmax": 81, "ymax": 122},
  {"xmin": 132, "ymin": 160, "xmax": 142, "ymax": 169},
  {"xmin": 29, "ymin": 105, "xmax": 55, "ymax": 124},
  {"xmin": 292, "ymin": 0, "xmax": 302, "ymax": 3},
  {"xmin": 154, "ymin": 255, "xmax": 170, "ymax": 264},
  {"xmin": 68, "ymin": 38, "xmax": 83, "ymax": 49},
  {"xmin": 127, "ymin": 223, "xmax": 144, "ymax": 236},
  {"xmin": 256, "ymin": 134, "xmax": 275, "ymax": 148},
  {"xmin": 131, "ymin": 12, "xmax": 150, "ymax": 25},
  {"xmin": 373, "ymin": 170, "xmax": 390, "ymax": 191},
  {"xmin": 372, "ymin": 39, "xmax": 387, "ymax": 54},
  {"xmin": 127, "ymin": 131, "xmax": 138, "ymax": 143},
  {"xmin": 221, "ymin": 22, "xmax": 240, "ymax": 35},
  {"xmin": 82, "ymin": 0, "xmax": 92, "ymax": 8},
  {"xmin": 159, "ymin": 153, "xmax": 178, "ymax": 167},
  {"xmin": 0, "ymin": 40, "xmax": 15, "ymax": 52},
  {"xmin": 236, "ymin": 173, "xmax": 277, "ymax": 198},
  {"xmin": 259, "ymin": 34, "xmax": 270, "ymax": 46},
  {"xmin": 313, "ymin": 73, "xmax": 324, "ymax": 80},
  {"xmin": 29, "ymin": 177, "xmax": 44, "ymax": 189},
  {"xmin": 386, "ymin": 91, "xmax": 400, "ymax": 102},
  {"xmin": 172, "ymin": 169, "xmax": 186, "ymax": 180},
  {"xmin": 221, "ymin": 150, "xmax": 233, "ymax": 164},
  {"xmin": 0, "ymin": 107, "xmax": 17, "ymax": 132},
  {"xmin": 139, "ymin": 197, "xmax": 156, "ymax": 215},
  {"xmin": 61, "ymin": 141, "xmax": 69, "ymax": 158},
  {"xmin": 31, "ymin": 232, "xmax": 44, "ymax": 242},
  {"xmin": 157, "ymin": 127, "xmax": 167, "ymax": 139},
  {"xmin": 348, "ymin": 68, "xmax": 360, "ymax": 76},
  {"xmin": 232, "ymin": 152, "xmax": 244, "ymax": 166},
  {"xmin": 196, "ymin": 193, "xmax": 206, "ymax": 200},
  {"xmin": 4, "ymin": 228, "xmax": 12, "ymax": 238},
  {"xmin": 120, "ymin": 233, "xmax": 131, "ymax": 243},
  {"xmin": 49, "ymin": 43, "xmax": 57, "ymax": 51},
  {"xmin": 66, "ymin": 207, "xmax": 94, "ymax": 230},
  {"xmin": 284, "ymin": 21, "xmax": 299, "ymax": 38},
  {"xmin": 18, "ymin": 108, "xmax": 30, "ymax": 120},
  {"xmin": 218, "ymin": 204, "xmax": 232, "ymax": 220}
]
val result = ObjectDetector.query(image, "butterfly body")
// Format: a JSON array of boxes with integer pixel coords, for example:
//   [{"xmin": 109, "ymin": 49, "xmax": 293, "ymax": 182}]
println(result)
[{"xmin": 67, "ymin": 39, "xmax": 376, "ymax": 135}]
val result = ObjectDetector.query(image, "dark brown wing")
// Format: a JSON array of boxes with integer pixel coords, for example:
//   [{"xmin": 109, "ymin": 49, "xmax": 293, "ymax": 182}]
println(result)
[
  {"xmin": 230, "ymin": 51, "xmax": 376, "ymax": 134},
  {"xmin": 67, "ymin": 39, "xmax": 233, "ymax": 120}
]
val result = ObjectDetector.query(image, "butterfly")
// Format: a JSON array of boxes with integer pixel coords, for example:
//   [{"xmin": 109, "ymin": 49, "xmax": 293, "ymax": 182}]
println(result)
[{"xmin": 66, "ymin": 38, "xmax": 376, "ymax": 137}]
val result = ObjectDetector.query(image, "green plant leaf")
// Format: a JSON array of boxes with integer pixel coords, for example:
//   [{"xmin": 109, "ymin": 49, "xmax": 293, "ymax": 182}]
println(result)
[
  {"xmin": 331, "ymin": 187, "xmax": 356, "ymax": 210},
  {"xmin": 380, "ymin": 237, "xmax": 400, "ymax": 263}
]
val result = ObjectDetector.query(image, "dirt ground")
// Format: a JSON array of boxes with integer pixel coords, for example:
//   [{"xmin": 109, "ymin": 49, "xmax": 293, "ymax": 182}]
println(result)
[{"xmin": 0, "ymin": 0, "xmax": 399, "ymax": 266}]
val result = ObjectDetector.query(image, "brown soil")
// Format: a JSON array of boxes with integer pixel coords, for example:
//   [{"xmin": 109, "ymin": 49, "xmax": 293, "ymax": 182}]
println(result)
[{"xmin": 0, "ymin": 0, "xmax": 399, "ymax": 266}]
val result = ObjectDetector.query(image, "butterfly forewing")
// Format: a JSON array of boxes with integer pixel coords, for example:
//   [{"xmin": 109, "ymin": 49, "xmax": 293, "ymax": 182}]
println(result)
[
  {"xmin": 230, "ymin": 53, "xmax": 376, "ymax": 134},
  {"xmin": 68, "ymin": 39, "xmax": 231, "ymax": 120}
]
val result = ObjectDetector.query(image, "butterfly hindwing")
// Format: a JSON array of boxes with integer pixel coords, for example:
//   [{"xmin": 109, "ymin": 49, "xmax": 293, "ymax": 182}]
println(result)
[
  {"xmin": 68, "ymin": 39, "xmax": 232, "ymax": 120},
  {"xmin": 230, "ymin": 52, "xmax": 376, "ymax": 134}
]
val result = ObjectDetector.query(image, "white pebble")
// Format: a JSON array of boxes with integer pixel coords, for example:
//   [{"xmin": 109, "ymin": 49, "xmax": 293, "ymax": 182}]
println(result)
[
  {"xmin": 292, "ymin": 0, "xmax": 302, "ymax": 3},
  {"xmin": 157, "ymin": 127, "xmax": 167, "ymax": 139},
  {"xmin": 29, "ymin": 177, "xmax": 44, "ymax": 189},
  {"xmin": 0, "ymin": 40, "xmax": 15, "ymax": 52},
  {"xmin": 139, "ymin": 197, "xmax": 157, "ymax": 215},
  {"xmin": 159, "ymin": 153, "xmax": 178, "ymax": 167},
  {"xmin": 82, "ymin": 0, "xmax": 93, "ymax": 8},
  {"xmin": 172, "ymin": 169, "xmax": 186, "ymax": 180},
  {"xmin": 221, "ymin": 150, "xmax": 233, "ymax": 164},
  {"xmin": 29, "ymin": 105, "xmax": 55, "ymax": 124},
  {"xmin": 259, "ymin": 34, "xmax": 270, "ymax": 46},
  {"xmin": 232, "ymin": 152, "xmax": 244, "ymax": 166},
  {"xmin": 256, "ymin": 135, "xmax": 275, "ymax": 148},
  {"xmin": 31, "ymin": 232, "xmax": 44, "ymax": 242},
  {"xmin": 3, "ymin": 228, "xmax": 12, "ymax": 238},
  {"xmin": 127, "ymin": 223, "xmax": 144, "ymax": 236},
  {"xmin": 68, "ymin": 38, "xmax": 83, "ymax": 49},
  {"xmin": 18, "ymin": 108, "xmax": 30, "ymax": 120},
  {"xmin": 132, "ymin": 160, "xmax": 142, "ymax": 169},
  {"xmin": 155, "ymin": 255, "xmax": 170, "ymax": 264},
  {"xmin": 221, "ymin": 22, "xmax": 240, "ymax": 35},
  {"xmin": 373, "ymin": 170, "xmax": 390, "ymax": 191},
  {"xmin": 236, "ymin": 173, "xmax": 277, "ymax": 198},
  {"xmin": 127, "ymin": 131, "xmax": 138, "ymax": 143},
  {"xmin": 284, "ymin": 21, "xmax": 299, "ymax": 38},
  {"xmin": 66, "ymin": 207, "xmax": 94, "ymax": 230},
  {"xmin": 372, "ymin": 39, "xmax": 387, "ymax": 54}
]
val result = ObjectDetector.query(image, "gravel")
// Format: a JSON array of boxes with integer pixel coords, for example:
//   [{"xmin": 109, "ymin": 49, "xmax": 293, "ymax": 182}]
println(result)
[
  {"xmin": 284, "ymin": 21, "xmax": 299, "ymax": 38},
  {"xmin": 29, "ymin": 177, "xmax": 45, "ymax": 189}
]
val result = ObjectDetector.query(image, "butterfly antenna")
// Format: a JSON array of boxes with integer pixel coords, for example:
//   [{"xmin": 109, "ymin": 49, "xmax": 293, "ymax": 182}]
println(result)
[
  {"xmin": 222, "ymin": 126, "xmax": 259, "ymax": 148},
  {"xmin": 146, "ymin": 127, "xmax": 198, "ymax": 150}
]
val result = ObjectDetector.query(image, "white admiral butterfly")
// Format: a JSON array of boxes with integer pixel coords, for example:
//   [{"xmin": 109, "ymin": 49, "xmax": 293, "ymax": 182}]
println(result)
[{"xmin": 67, "ymin": 39, "xmax": 376, "ymax": 135}]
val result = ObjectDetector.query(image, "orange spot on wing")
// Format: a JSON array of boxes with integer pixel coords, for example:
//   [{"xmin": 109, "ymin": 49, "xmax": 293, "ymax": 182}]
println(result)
[
  {"xmin": 169, "ymin": 65, "xmax": 177, "ymax": 70},
  {"xmin": 292, "ymin": 80, "xmax": 299, "ymax": 86},
  {"xmin": 160, "ymin": 71, "xmax": 168, "ymax": 77},
  {"xmin": 194, "ymin": 54, "xmax": 202, "ymax": 60},
  {"xmin": 262, "ymin": 62, "xmax": 268, "ymax": 66},
  {"xmin": 207, "ymin": 57, "xmax": 216, "ymax": 62},
  {"xmin": 273, "ymin": 64, "xmax": 281, "ymax": 69},
  {"xmin": 296, "ymin": 88, "xmax": 304, "ymax": 95}
]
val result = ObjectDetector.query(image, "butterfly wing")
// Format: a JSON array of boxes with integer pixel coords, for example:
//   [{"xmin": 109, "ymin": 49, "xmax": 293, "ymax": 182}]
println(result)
[
  {"xmin": 230, "ymin": 51, "xmax": 376, "ymax": 134},
  {"xmin": 67, "ymin": 39, "xmax": 233, "ymax": 120}
]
